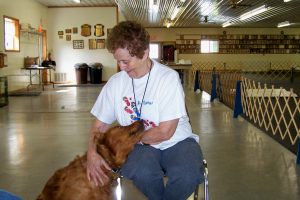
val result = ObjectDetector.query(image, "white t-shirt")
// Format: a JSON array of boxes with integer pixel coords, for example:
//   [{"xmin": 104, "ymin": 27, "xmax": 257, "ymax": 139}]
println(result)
[{"xmin": 91, "ymin": 59, "xmax": 199, "ymax": 150}]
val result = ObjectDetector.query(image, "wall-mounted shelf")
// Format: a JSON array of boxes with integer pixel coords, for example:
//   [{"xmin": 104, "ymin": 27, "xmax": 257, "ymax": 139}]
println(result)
[
  {"xmin": 20, "ymin": 29, "xmax": 42, "ymax": 35},
  {"xmin": 175, "ymin": 34, "xmax": 300, "ymax": 54}
]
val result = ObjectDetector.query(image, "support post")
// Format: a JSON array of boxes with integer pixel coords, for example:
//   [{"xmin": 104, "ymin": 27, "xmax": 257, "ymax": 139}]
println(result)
[
  {"xmin": 194, "ymin": 70, "xmax": 200, "ymax": 92},
  {"xmin": 233, "ymin": 80, "xmax": 243, "ymax": 118},
  {"xmin": 210, "ymin": 72, "xmax": 217, "ymax": 102},
  {"xmin": 297, "ymin": 140, "xmax": 300, "ymax": 165}
]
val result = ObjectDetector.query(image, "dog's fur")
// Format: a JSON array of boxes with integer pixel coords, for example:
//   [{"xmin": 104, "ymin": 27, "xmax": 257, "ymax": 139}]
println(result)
[{"xmin": 37, "ymin": 120, "xmax": 144, "ymax": 200}]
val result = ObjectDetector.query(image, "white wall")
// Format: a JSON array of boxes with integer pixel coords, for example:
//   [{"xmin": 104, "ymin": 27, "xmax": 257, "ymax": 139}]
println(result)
[
  {"xmin": 47, "ymin": 7, "xmax": 118, "ymax": 83},
  {"xmin": 0, "ymin": 0, "xmax": 48, "ymax": 91}
]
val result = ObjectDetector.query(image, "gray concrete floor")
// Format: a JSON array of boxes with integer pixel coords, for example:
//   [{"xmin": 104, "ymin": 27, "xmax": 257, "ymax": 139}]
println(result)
[{"xmin": 0, "ymin": 86, "xmax": 300, "ymax": 200}]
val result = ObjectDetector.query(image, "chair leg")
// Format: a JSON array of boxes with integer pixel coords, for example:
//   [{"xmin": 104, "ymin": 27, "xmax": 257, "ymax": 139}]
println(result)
[{"xmin": 203, "ymin": 160, "xmax": 209, "ymax": 200}]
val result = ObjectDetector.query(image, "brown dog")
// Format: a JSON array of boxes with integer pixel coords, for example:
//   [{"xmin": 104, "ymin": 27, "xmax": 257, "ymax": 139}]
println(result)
[{"xmin": 37, "ymin": 120, "xmax": 144, "ymax": 200}]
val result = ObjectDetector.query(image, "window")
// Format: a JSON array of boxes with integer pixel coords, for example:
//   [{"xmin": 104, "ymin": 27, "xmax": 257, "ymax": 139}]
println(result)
[
  {"xmin": 201, "ymin": 40, "xmax": 219, "ymax": 53},
  {"xmin": 4, "ymin": 16, "xmax": 20, "ymax": 52},
  {"xmin": 149, "ymin": 43, "xmax": 161, "ymax": 60}
]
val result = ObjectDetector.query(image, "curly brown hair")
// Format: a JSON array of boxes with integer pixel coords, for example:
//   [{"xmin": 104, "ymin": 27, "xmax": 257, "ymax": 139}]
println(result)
[{"xmin": 107, "ymin": 21, "xmax": 150, "ymax": 59}]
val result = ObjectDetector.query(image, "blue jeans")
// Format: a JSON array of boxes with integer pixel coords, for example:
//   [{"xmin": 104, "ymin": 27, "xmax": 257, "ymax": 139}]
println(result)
[{"xmin": 121, "ymin": 138, "xmax": 204, "ymax": 200}]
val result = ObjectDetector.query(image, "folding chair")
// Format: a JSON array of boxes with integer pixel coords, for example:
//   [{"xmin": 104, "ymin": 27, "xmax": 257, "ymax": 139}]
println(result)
[
  {"xmin": 116, "ymin": 159, "xmax": 209, "ymax": 200},
  {"xmin": 192, "ymin": 159, "xmax": 209, "ymax": 200}
]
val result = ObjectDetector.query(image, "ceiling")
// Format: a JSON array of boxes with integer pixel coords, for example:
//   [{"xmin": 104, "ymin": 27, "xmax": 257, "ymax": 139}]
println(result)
[{"xmin": 34, "ymin": 0, "xmax": 300, "ymax": 28}]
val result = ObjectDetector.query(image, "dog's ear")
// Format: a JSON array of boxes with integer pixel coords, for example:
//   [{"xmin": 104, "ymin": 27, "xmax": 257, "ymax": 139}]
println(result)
[{"xmin": 97, "ymin": 144, "xmax": 114, "ymax": 167}]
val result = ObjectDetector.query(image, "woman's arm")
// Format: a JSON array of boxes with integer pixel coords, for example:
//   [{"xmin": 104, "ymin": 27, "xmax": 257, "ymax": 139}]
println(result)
[
  {"xmin": 86, "ymin": 119, "xmax": 111, "ymax": 186},
  {"xmin": 140, "ymin": 118, "xmax": 179, "ymax": 145}
]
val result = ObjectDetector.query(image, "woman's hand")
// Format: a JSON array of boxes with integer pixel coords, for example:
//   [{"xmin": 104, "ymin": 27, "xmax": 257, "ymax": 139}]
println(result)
[{"xmin": 86, "ymin": 149, "xmax": 111, "ymax": 186}]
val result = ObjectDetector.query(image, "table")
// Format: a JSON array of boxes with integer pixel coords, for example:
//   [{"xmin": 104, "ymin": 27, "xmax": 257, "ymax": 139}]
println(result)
[{"xmin": 22, "ymin": 66, "xmax": 55, "ymax": 90}]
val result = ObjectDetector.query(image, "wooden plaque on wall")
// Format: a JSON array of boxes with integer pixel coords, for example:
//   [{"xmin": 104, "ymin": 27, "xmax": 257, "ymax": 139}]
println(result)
[
  {"xmin": 94, "ymin": 24, "xmax": 104, "ymax": 37},
  {"xmin": 81, "ymin": 24, "xmax": 91, "ymax": 37}
]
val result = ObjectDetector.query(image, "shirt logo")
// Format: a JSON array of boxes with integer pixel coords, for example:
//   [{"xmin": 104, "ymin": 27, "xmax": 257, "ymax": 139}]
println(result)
[{"xmin": 123, "ymin": 96, "xmax": 156, "ymax": 128}]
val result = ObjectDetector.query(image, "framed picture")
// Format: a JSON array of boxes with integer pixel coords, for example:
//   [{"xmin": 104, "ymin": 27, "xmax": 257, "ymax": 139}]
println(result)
[
  {"xmin": 66, "ymin": 35, "xmax": 71, "ymax": 41},
  {"xmin": 59, "ymin": 35, "xmax": 63, "ymax": 39},
  {"xmin": 58, "ymin": 31, "xmax": 64, "ymax": 35},
  {"xmin": 65, "ymin": 29, "xmax": 72, "ymax": 34},
  {"xmin": 73, "ymin": 27, "xmax": 78, "ymax": 34},
  {"xmin": 89, "ymin": 39, "xmax": 97, "ymax": 49},
  {"xmin": 88, "ymin": 39, "xmax": 105, "ymax": 49},
  {"xmin": 96, "ymin": 39, "xmax": 105, "ymax": 49},
  {"xmin": 73, "ymin": 40, "xmax": 84, "ymax": 49}
]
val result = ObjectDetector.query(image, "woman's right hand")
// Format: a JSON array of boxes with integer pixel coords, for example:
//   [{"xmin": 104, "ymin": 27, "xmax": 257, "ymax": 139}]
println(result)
[{"xmin": 86, "ymin": 149, "xmax": 111, "ymax": 186}]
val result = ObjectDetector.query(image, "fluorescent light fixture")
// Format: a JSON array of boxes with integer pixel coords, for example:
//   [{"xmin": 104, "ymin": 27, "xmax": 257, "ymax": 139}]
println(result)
[
  {"xmin": 283, "ymin": 0, "xmax": 292, "ymax": 2},
  {"xmin": 149, "ymin": 0, "xmax": 159, "ymax": 12},
  {"xmin": 171, "ymin": 7, "xmax": 180, "ymax": 20},
  {"xmin": 240, "ymin": 5, "xmax": 268, "ymax": 20},
  {"xmin": 73, "ymin": 0, "xmax": 81, "ymax": 3},
  {"xmin": 277, "ymin": 21, "xmax": 291, "ymax": 28},
  {"xmin": 222, "ymin": 21, "xmax": 232, "ymax": 27}
]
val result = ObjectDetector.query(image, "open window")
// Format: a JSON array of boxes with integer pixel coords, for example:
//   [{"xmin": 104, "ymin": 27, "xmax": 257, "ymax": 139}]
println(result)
[{"xmin": 4, "ymin": 15, "xmax": 20, "ymax": 52}]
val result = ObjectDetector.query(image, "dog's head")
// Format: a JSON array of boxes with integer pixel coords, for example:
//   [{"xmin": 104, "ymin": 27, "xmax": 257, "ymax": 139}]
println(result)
[{"xmin": 96, "ymin": 120, "xmax": 144, "ymax": 169}]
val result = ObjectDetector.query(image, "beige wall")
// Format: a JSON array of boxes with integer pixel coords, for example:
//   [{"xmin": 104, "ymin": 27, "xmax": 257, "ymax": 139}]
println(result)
[
  {"xmin": 0, "ymin": 0, "xmax": 48, "ymax": 91},
  {"xmin": 146, "ymin": 27, "xmax": 300, "ymax": 67},
  {"xmin": 0, "ymin": 2, "xmax": 119, "ymax": 91},
  {"xmin": 47, "ymin": 7, "xmax": 118, "ymax": 82},
  {"xmin": 1, "ymin": 1, "xmax": 299, "ymax": 92}
]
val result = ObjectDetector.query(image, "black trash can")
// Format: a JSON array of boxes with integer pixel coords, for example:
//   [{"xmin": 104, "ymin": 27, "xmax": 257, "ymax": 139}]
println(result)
[
  {"xmin": 74, "ymin": 63, "xmax": 88, "ymax": 84},
  {"xmin": 88, "ymin": 63, "xmax": 103, "ymax": 84}
]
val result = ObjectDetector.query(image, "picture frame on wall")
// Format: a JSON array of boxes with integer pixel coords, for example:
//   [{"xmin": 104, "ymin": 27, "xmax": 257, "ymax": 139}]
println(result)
[
  {"xmin": 73, "ymin": 40, "xmax": 84, "ymax": 49},
  {"xmin": 65, "ymin": 29, "xmax": 72, "ymax": 34},
  {"xmin": 88, "ymin": 39, "xmax": 105, "ymax": 49},
  {"xmin": 73, "ymin": 27, "xmax": 78, "ymax": 34},
  {"xmin": 66, "ymin": 35, "xmax": 71, "ymax": 41},
  {"xmin": 89, "ymin": 39, "xmax": 97, "ymax": 49},
  {"xmin": 58, "ymin": 31, "xmax": 64, "ymax": 35},
  {"xmin": 59, "ymin": 35, "xmax": 63, "ymax": 39},
  {"xmin": 96, "ymin": 39, "xmax": 105, "ymax": 49}
]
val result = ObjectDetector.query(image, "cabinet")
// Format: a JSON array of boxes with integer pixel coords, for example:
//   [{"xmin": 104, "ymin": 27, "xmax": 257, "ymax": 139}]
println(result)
[{"xmin": 176, "ymin": 34, "xmax": 300, "ymax": 54}]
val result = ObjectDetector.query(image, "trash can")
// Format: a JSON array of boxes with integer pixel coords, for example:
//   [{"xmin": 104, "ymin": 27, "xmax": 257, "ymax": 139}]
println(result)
[
  {"xmin": 88, "ymin": 63, "xmax": 103, "ymax": 84},
  {"xmin": 74, "ymin": 63, "xmax": 88, "ymax": 84},
  {"xmin": 0, "ymin": 76, "xmax": 8, "ymax": 107}
]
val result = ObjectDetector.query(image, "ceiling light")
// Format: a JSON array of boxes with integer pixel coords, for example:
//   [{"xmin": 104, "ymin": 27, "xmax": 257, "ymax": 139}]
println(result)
[
  {"xmin": 149, "ymin": 0, "xmax": 159, "ymax": 12},
  {"xmin": 239, "ymin": 5, "xmax": 268, "ymax": 20},
  {"xmin": 171, "ymin": 6, "xmax": 180, "ymax": 20},
  {"xmin": 283, "ymin": 0, "xmax": 292, "ymax": 2},
  {"xmin": 277, "ymin": 21, "xmax": 291, "ymax": 28},
  {"xmin": 222, "ymin": 21, "xmax": 232, "ymax": 28},
  {"xmin": 73, "ymin": 0, "xmax": 81, "ymax": 3}
]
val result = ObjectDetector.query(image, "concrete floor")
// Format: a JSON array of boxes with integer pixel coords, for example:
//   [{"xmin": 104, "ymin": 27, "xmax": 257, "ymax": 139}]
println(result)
[{"xmin": 0, "ymin": 86, "xmax": 300, "ymax": 200}]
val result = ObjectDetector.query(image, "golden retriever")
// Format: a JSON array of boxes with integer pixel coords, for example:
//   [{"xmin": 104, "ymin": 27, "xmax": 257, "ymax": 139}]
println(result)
[{"xmin": 37, "ymin": 120, "xmax": 144, "ymax": 200}]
